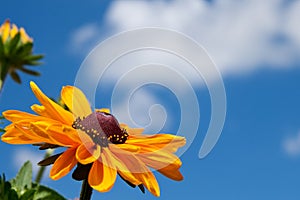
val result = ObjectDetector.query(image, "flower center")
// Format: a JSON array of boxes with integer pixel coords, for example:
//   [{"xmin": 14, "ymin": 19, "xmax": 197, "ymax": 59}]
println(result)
[{"xmin": 72, "ymin": 111, "xmax": 129, "ymax": 147}]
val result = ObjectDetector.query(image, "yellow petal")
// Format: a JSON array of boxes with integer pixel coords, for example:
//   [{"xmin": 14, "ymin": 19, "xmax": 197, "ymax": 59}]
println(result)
[
  {"xmin": 110, "ymin": 145, "xmax": 160, "ymax": 196},
  {"xmin": 127, "ymin": 134, "xmax": 186, "ymax": 153},
  {"xmin": 1, "ymin": 20, "xmax": 10, "ymax": 42},
  {"xmin": 10, "ymin": 121, "xmax": 50, "ymax": 143},
  {"xmin": 50, "ymin": 147, "xmax": 77, "ymax": 180},
  {"xmin": 3, "ymin": 110, "xmax": 38, "ymax": 123},
  {"xmin": 113, "ymin": 143, "xmax": 140, "ymax": 152},
  {"xmin": 9, "ymin": 24, "xmax": 18, "ymax": 38},
  {"xmin": 61, "ymin": 86, "xmax": 92, "ymax": 118},
  {"xmin": 106, "ymin": 146, "xmax": 141, "ymax": 185},
  {"xmin": 19, "ymin": 27, "xmax": 32, "ymax": 43},
  {"xmin": 95, "ymin": 108, "xmax": 110, "ymax": 114},
  {"xmin": 88, "ymin": 148, "xmax": 117, "ymax": 192},
  {"xmin": 1, "ymin": 126, "xmax": 35, "ymax": 144},
  {"xmin": 76, "ymin": 143, "xmax": 100, "ymax": 164},
  {"xmin": 134, "ymin": 172, "xmax": 160, "ymax": 197},
  {"xmin": 137, "ymin": 148, "xmax": 181, "ymax": 170},
  {"xmin": 30, "ymin": 81, "xmax": 74, "ymax": 125},
  {"xmin": 31, "ymin": 104, "xmax": 53, "ymax": 119}
]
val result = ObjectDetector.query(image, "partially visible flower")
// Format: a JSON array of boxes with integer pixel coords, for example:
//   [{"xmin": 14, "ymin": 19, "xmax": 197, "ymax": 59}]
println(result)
[
  {"xmin": 0, "ymin": 19, "xmax": 43, "ymax": 90},
  {"xmin": 1, "ymin": 82, "xmax": 186, "ymax": 197},
  {"xmin": 0, "ymin": 19, "xmax": 32, "ymax": 43}
]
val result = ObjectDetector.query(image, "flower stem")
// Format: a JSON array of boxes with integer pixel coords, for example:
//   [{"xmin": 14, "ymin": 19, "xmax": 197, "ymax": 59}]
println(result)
[
  {"xmin": 80, "ymin": 179, "xmax": 93, "ymax": 200},
  {"xmin": 35, "ymin": 149, "xmax": 54, "ymax": 183}
]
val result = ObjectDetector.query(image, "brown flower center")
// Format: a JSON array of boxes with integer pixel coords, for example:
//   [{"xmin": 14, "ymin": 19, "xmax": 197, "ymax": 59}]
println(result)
[{"xmin": 72, "ymin": 111, "xmax": 128, "ymax": 147}]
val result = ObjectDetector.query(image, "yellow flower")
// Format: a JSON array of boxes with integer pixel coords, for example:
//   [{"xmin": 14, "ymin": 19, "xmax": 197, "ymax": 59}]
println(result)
[
  {"xmin": 0, "ymin": 19, "xmax": 32, "ymax": 43},
  {"xmin": 1, "ymin": 82, "xmax": 186, "ymax": 197},
  {"xmin": 0, "ymin": 20, "xmax": 43, "ymax": 89}
]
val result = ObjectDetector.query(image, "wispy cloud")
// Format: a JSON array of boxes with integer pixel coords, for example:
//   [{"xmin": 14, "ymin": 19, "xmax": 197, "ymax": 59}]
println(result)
[
  {"xmin": 13, "ymin": 147, "xmax": 50, "ymax": 180},
  {"xmin": 283, "ymin": 131, "xmax": 300, "ymax": 157},
  {"xmin": 69, "ymin": 23, "xmax": 101, "ymax": 54}
]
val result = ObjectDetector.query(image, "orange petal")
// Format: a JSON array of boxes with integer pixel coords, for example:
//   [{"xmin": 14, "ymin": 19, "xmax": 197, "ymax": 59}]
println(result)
[
  {"xmin": 41, "ymin": 124, "xmax": 81, "ymax": 146},
  {"xmin": 158, "ymin": 165, "xmax": 183, "ymax": 181},
  {"xmin": 133, "ymin": 172, "xmax": 160, "ymax": 197},
  {"xmin": 1, "ymin": 126, "xmax": 35, "ymax": 144},
  {"xmin": 76, "ymin": 143, "xmax": 100, "ymax": 165},
  {"xmin": 50, "ymin": 147, "xmax": 77, "ymax": 180},
  {"xmin": 110, "ymin": 145, "xmax": 160, "ymax": 196},
  {"xmin": 107, "ymin": 145, "xmax": 141, "ymax": 185},
  {"xmin": 10, "ymin": 121, "xmax": 52, "ymax": 144},
  {"xmin": 30, "ymin": 81, "xmax": 74, "ymax": 125},
  {"xmin": 31, "ymin": 104, "xmax": 53, "ymax": 119},
  {"xmin": 88, "ymin": 148, "xmax": 117, "ymax": 192},
  {"xmin": 61, "ymin": 86, "xmax": 92, "ymax": 117},
  {"xmin": 3, "ymin": 110, "xmax": 39, "ymax": 123},
  {"xmin": 120, "ymin": 123, "xmax": 144, "ymax": 135},
  {"xmin": 127, "ymin": 134, "xmax": 186, "ymax": 153}
]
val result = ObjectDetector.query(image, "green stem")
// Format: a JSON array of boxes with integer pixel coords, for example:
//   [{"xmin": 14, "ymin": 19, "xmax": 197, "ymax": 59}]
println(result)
[
  {"xmin": 0, "ymin": 62, "xmax": 9, "ymax": 92},
  {"xmin": 80, "ymin": 179, "xmax": 93, "ymax": 200},
  {"xmin": 35, "ymin": 149, "xmax": 54, "ymax": 183}
]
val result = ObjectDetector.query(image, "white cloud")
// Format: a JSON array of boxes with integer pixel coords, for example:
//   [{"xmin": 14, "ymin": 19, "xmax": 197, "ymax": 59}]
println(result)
[
  {"xmin": 13, "ymin": 148, "xmax": 51, "ymax": 180},
  {"xmin": 70, "ymin": 0, "xmax": 300, "ymax": 79},
  {"xmin": 283, "ymin": 131, "xmax": 300, "ymax": 157},
  {"xmin": 104, "ymin": 0, "xmax": 300, "ymax": 75}
]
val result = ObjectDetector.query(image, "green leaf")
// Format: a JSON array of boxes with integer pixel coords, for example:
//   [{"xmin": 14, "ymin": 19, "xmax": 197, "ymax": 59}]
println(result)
[
  {"xmin": 19, "ymin": 189, "xmax": 36, "ymax": 200},
  {"xmin": 10, "ymin": 71, "xmax": 22, "ymax": 84},
  {"xmin": 0, "ymin": 174, "xmax": 19, "ymax": 200},
  {"xmin": 10, "ymin": 161, "xmax": 32, "ymax": 196},
  {"xmin": 33, "ymin": 185, "xmax": 66, "ymax": 200}
]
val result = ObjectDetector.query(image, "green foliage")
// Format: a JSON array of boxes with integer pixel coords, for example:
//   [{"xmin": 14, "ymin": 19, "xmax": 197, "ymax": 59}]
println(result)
[{"xmin": 0, "ymin": 161, "xmax": 66, "ymax": 200}]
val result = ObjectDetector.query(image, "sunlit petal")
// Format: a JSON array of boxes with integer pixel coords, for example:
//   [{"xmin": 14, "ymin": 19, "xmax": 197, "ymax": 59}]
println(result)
[
  {"xmin": 88, "ymin": 148, "xmax": 117, "ymax": 192},
  {"xmin": 30, "ymin": 81, "xmax": 74, "ymax": 125},
  {"xmin": 61, "ymin": 86, "xmax": 92, "ymax": 117},
  {"xmin": 76, "ymin": 143, "xmax": 100, "ymax": 165},
  {"xmin": 50, "ymin": 147, "xmax": 77, "ymax": 180}
]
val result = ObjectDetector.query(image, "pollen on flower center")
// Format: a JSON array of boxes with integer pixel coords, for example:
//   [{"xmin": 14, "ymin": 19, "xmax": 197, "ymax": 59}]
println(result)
[{"xmin": 72, "ymin": 111, "xmax": 129, "ymax": 147}]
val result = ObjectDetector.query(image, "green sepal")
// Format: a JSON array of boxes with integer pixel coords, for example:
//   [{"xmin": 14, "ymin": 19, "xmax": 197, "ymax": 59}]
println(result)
[
  {"xmin": 10, "ymin": 71, "xmax": 22, "ymax": 84},
  {"xmin": 19, "ymin": 68, "xmax": 40, "ymax": 76},
  {"xmin": 15, "ymin": 42, "xmax": 33, "ymax": 58},
  {"xmin": 0, "ymin": 38, "xmax": 4, "ymax": 58},
  {"xmin": 8, "ymin": 33, "xmax": 21, "ymax": 55}
]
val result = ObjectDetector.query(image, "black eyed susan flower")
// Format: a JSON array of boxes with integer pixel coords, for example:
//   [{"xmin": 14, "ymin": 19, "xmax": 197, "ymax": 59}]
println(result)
[
  {"xmin": 1, "ymin": 82, "xmax": 186, "ymax": 197},
  {"xmin": 0, "ymin": 20, "xmax": 43, "ymax": 90}
]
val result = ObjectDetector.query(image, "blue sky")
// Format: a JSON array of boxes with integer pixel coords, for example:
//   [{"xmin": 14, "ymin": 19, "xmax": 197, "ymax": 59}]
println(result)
[{"xmin": 1, "ymin": 0, "xmax": 300, "ymax": 199}]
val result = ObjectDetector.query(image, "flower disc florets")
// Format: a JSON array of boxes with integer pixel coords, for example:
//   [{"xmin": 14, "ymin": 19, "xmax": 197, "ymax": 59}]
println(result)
[{"xmin": 72, "ymin": 111, "xmax": 129, "ymax": 147}]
